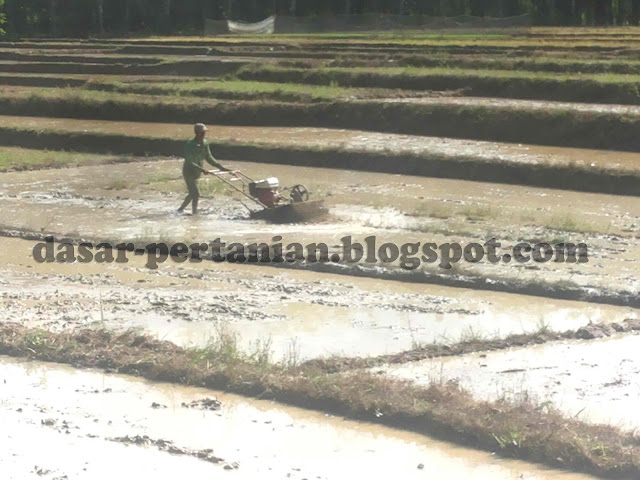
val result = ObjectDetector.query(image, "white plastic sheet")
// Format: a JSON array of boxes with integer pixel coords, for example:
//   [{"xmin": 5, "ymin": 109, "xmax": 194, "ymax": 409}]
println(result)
[{"xmin": 227, "ymin": 16, "xmax": 275, "ymax": 34}]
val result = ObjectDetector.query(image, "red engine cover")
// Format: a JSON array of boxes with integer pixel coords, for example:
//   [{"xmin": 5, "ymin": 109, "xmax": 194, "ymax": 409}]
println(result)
[{"xmin": 255, "ymin": 189, "xmax": 279, "ymax": 208}]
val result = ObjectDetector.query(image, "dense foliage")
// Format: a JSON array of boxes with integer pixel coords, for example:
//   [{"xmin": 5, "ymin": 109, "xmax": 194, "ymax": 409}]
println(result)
[
  {"xmin": 1, "ymin": 1, "xmax": 640, "ymax": 37},
  {"xmin": 0, "ymin": 0, "xmax": 5, "ymax": 36}
]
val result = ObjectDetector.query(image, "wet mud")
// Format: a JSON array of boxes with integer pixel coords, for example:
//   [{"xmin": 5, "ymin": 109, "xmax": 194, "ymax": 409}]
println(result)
[
  {"xmin": 384, "ymin": 95, "xmax": 640, "ymax": 116},
  {"xmin": 3, "ymin": 236, "xmax": 635, "ymax": 361},
  {"xmin": 0, "ymin": 159, "xmax": 638, "ymax": 300},
  {"xmin": 0, "ymin": 357, "xmax": 601, "ymax": 480},
  {"xmin": 381, "ymin": 333, "xmax": 640, "ymax": 431},
  {"xmin": 0, "ymin": 156, "xmax": 638, "ymax": 359}
]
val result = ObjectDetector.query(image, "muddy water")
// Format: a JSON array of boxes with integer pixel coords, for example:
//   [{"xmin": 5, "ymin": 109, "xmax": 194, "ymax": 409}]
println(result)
[
  {"xmin": 384, "ymin": 95, "xmax": 640, "ymax": 115},
  {"xmin": 381, "ymin": 333, "xmax": 640, "ymax": 430},
  {"xmin": 2, "ymin": 114, "xmax": 640, "ymax": 172},
  {"xmin": 2, "ymin": 237, "xmax": 634, "ymax": 361},
  {"xmin": 0, "ymin": 357, "xmax": 600, "ymax": 480},
  {"xmin": 0, "ymin": 158, "xmax": 638, "ymax": 296}
]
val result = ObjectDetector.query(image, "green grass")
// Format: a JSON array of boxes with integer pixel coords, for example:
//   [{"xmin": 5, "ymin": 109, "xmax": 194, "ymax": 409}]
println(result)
[
  {"xmin": 0, "ymin": 147, "xmax": 111, "ymax": 171},
  {"xmin": 4, "ymin": 83, "xmax": 353, "ymax": 106},
  {"xmin": 6, "ymin": 61, "xmax": 640, "ymax": 106},
  {"xmin": 540, "ymin": 214, "xmax": 615, "ymax": 235},
  {"xmin": 409, "ymin": 202, "xmax": 615, "ymax": 237},
  {"xmin": 246, "ymin": 63, "xmax": 640, "ymax": 84},
  {"xmin": 112, "ymin": 32, "xmax": 640, "ymax": 48},
  {"xmin": 236, "ymin": 64, "xmax": 640, "ymax": 104},
  {"xmin": 378, "ymin": 53, "xmax": 640, "ymax": 75},
  {"xmin": 234, "ymin": 32, "xmax": 512, "ymax": 41},
  {"xmin": 144, "ymin": 171, "xmax": 179, "ymax": 184},
  {"xmin": 87, "ymin": 78, "xmax": 361, "ymax": 102},
  {"xmin": 105, "ymin": 176, "xmax": 135, "ymax": 191},
  {"xmin": 197, "ymin": 177, "xmax": 234, "ymax": 197}
]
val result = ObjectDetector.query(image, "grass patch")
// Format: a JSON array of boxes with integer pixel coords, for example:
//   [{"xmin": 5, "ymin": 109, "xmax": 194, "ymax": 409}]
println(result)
[
  {"xmin": 409, "ymin": 202, "xmax": 615, "ymax": 237},
  {"xmin": 242, "ymin": 63, "xmax": 640, "ymax": 84},
  {"xmin": 340, "ymin": 53, "xmax": 640, "ymax": 75},
  {"xmin": 237, "ymin": 64, "xmax": 640, "ymax": 104},
  {"xmin": 0, "ymin": 147, "xmax": 117, "ymax": 171},
  {"xmin": 411, "ymin": 200, "xmax": 621, "ymax": 243},
  {"xmin": 197, "ymin": 177, "xmax": 234, "ymax": 197},
  {"xmin": 87, "ymin": 79, "xmax": 362, "ymax": 103},
  {"xmin": 9, "ymin": 85, "xmax": 640, "ymax": 159},
  {"xmin": 1, "ymin": 322, "xmax": 639, "ymax": 478},
  {"xmin": 410, "ymin": 202, "xmax": 455, "ymax": 219},
  {"xmin": 144, "ymin": 171, "xmax": 179, "ymax": 184},
  {"xmin": 105, "ymin": 175, "xmax": 135, "ymax": 191},
  {"xmin": 538, "ymin": 214, "xmax": 614, "ymax": 235},
  {"xmin": 101, "ymin": 33, "xmax": 640, "ymax": 48}
]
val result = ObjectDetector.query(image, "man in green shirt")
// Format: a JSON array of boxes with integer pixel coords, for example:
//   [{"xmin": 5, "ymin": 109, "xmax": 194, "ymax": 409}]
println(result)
[{"xmin": 178, "ymin": 123, "xmax": 229, "ymax": 215}]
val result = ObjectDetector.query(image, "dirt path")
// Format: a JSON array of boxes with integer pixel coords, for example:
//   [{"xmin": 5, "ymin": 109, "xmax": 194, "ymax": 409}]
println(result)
[{"xmin": 0, "ymin": 357, "xmax": 602, "ymax": 480}]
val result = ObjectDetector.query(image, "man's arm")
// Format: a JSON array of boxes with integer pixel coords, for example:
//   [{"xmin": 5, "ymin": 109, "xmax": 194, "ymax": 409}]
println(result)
[{"xmin": 204, "ymin": 142, "xmax": 226, "ymax": 171}]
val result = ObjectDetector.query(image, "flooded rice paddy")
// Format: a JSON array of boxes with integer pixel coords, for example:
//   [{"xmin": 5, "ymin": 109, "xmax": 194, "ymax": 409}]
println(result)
[
  {"xmin": 0, "ymin": 158, "xmax": 638, "ymax": 296},
  {"xmin": 381, "ymin": 333, "xmax": 640, "ymax": 430},
  {"xmin": 3, "ymin": 115, "xmax": 640, "ymax": 172},
  {"xmin": 1, "ymin": 236, "xmax": 634, "ymax": 361},
  {"xmin": 2, "ymin": 32, "xmax": 640, "ymax": 477},
  {"xmin": 0, "ymin": 357, "xmax": 599, "ymax": 480}
]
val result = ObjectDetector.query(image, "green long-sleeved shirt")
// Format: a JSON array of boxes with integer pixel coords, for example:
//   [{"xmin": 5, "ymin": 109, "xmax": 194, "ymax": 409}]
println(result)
[{"xmin": 182, "ymin": 138, "xmax": 222, "ymax": 179}]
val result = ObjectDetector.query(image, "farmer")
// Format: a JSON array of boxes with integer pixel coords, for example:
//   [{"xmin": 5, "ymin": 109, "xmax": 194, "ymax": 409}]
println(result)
[{"xmin": 178, "ymin": 123, "xmax": 229, "ymax": 215}]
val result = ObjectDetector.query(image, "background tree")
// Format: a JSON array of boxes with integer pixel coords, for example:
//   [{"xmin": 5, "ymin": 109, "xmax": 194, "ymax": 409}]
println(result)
[
  {"xmin": 631, "ymin": 0, "xmax": 640, "ymax": 24},
  {"xmin": 2, "ymin": 0, "xmax": 640, "ymax": 37},
  {"xmin": 0, "ymin": 0, "xmax": 5, "ymax": 36},
  {"xmin": 95, "ymin": 0, "xmax": 104, "ymax": 34}
]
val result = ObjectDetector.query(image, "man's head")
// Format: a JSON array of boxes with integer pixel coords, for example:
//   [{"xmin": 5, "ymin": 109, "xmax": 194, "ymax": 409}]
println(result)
[{"xmin": 194, "ymin": 123, "xmax": 208, "ymax": 140}]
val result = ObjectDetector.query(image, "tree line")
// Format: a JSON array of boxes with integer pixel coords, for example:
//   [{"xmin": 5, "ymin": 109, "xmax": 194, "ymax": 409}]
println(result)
[{"xmin": 2, "ymin": 0, "xmax": 640, "ymax": 37}]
